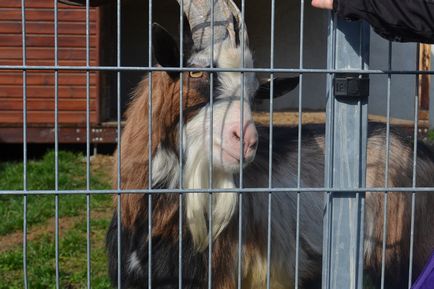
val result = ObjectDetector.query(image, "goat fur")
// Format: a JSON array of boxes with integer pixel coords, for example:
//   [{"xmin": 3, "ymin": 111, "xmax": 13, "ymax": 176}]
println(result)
[{"xmin": 107, "ymin": 69, "xmax": 434, "ymax": 289}]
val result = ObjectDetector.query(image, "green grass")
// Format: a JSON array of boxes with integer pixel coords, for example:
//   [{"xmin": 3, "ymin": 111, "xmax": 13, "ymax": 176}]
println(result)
[
  {"xmin": 0, "ymin": 150, "xmax": 113, "ymax": 288},
  {"xmin": 0, "ymin": 218, "xmax": 112, "ymax": 289},
  {"xmin": 428, "ymin": 129, "xmax": 434, "ymax": 142},
  {"xmin": 0, "ymin": 150, "xmax": 112, "ymax": 235}
]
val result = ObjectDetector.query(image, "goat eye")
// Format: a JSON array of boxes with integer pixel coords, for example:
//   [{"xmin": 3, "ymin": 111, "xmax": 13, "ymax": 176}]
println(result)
[{"xmin": 189, "ymin": 71, "xmax": 203, "ymax": 78}]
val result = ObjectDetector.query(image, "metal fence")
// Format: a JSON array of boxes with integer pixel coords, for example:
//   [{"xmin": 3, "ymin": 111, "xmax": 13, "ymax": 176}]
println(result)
[{"xmin": 0, "ymin": 0, "xmax": 433, "ymax": 289}]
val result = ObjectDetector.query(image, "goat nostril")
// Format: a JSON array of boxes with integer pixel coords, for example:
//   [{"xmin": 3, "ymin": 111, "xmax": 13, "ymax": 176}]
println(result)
[
  {"xmin": 250, "ymin": 141, "xmax": 258, "ymax": 149},
  {"xmin": 233, "ymin": 131, "xmax": 240, "ymax": 141}
]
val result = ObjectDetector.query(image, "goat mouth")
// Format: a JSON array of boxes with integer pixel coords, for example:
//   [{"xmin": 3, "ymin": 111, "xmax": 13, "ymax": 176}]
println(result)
[
  {"xmin": 222, "ymin": 149, "xmax": 241, "ymax": 162},
  {"xmin": 213, "ymin": 143, "xmax": 255, "ymax": 165}
]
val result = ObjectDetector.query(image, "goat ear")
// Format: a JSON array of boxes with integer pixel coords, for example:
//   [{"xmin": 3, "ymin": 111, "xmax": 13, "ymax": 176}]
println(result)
[
  {"xmin": 255, "ymin": 77, "xmax": 300, "ymax": 99},
  {"xmin": 152, "ymin": 23, "xmax": 180, "ymax": 69},
  {"xmin": 182, "ymin": 15, "xmax": 194, "ymax": 60}
]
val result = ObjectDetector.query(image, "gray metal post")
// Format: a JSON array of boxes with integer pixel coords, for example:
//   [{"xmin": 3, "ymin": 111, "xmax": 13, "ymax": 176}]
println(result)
[{"xmin": 322, "ymin": 15, "xmax": 370, "ymax": 289}]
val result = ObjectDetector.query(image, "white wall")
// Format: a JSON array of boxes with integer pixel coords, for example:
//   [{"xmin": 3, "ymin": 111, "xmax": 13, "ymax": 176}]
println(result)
[
  {"xmin": 245, "ymin": 0, "xmax": 328, "ymax": 112},
  {"xmin": 368, "ymin": 33, "xmax": 418, "ymax": 121},
  {"xmin": 246, "ymin": 0, "xmax": 419, "ymax": 120},
  {"xmin": 120, "ymin": 0, "xmax": 419, "ymax": 121}
]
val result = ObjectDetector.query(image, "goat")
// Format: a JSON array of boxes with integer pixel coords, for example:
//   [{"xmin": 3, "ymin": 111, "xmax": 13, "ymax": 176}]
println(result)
[
  {"xmin": 106, "ymin": 0, "xmax": 434, "ymax": 288},
  {"xmin": 106, "ymin": 0, "xmax": 297, "ymax": 288}
]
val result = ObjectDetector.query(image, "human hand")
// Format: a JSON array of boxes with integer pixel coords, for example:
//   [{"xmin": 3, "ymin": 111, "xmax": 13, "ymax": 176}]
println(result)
[{"xmin": 311, "ymin": 0, "xmax": 333, "ymax": 10}]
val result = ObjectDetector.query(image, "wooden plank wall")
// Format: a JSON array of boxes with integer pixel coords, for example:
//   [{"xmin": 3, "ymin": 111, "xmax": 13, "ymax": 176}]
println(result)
[
  {"xmin": 0, "ymin": 0, "xmax": 99, "ymax": 125},
  {"xmin": 419, "ymin": 44, "xmax": 431, "ymax": 123}
]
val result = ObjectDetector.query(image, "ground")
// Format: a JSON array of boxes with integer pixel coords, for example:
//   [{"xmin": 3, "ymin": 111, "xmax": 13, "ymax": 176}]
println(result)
[{"xmin": 0, "ymin": 151, "xmax": 113, "ymax": 289}]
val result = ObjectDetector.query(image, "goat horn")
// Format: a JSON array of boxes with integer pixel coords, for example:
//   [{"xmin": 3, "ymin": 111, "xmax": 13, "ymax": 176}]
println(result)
[{"xmin": 177, "ymin": 0, "xmax": 248, "ymax": 50}]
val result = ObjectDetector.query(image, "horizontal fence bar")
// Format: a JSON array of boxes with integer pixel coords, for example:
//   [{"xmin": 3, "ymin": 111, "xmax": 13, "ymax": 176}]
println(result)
[
  {"xmin": 0, "ymin": 65, "xmax": 433, "ymax": 74},
  {"xmin": 1, "ymin": 187, "xmax": 433, "ymax": 195}
]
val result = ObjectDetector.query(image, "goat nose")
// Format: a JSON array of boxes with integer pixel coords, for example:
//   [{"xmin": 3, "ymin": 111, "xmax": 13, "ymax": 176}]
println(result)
[
  {"xmin": 231, "ymin": 124, "xmax": 257, "ymax": 153},
  {"xmin": 229, "ymin": 122, "xmax": 258, "ymax": 156},
  {"xmin": 243, "ymin": 123, "xmax": 258, "ymax": 155}
]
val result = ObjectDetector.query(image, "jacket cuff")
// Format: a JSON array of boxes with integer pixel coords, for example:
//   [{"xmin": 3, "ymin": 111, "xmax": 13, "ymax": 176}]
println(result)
[
  {"xmin": 332, "ymin": 0, "xmax": 339, "ymax": 12},
  {"xmin": 333, "ymin": 0, "xmax": 361, "ymax": 21}
]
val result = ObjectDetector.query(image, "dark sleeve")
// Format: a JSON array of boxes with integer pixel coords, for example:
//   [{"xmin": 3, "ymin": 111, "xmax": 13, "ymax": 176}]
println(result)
[{"xmin": 333, "ymin": 0, "xmax": 434, "ymax": 43}]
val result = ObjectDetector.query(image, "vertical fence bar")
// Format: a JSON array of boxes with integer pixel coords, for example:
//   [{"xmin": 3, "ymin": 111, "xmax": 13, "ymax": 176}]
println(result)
[
  {"xmin": 295, "ymin": 0, "xmax": 305, "ymax": 287},
  {"xmin": 322, "ymin": 12, "xmax": 336, "ymax": 289},
  {"xmin": 380, "ymin": 41, "xmax": 393, "ymax": 289},
  {"xmin": 85, "ymin": 0, "xmax": 92, "ymax": 288},
  {"xmin": 116, "ymin": 0, "xmax": 122, "ymax": 288},
  {"xmin": 237, "ymin": 1, "xmax": 246, "ymax": 288},
  {"xmin": 179, "ymin": 1, "xmax": 184, "ymax": 289},
  {"xmin": 408, "ymin": 51, "xmax": 420, "ymax": 288},
  {"xmin": 208, "ymin": 0, "xmax": 215, "ymax": 288},
  {"xmin": 20, "ymin": 0, "xmax": 28, "ymax": 288},
  {"xmin": 148, "ymin": 1, "xmax": 153, "ymax": 289},
  {"xmin": 266, "ymin": 0, "xmax": 278, "ymax": 287},
  {"xmin": 322, "ymin": 15, "xmax": 370, "ymax": 289},
  {"xmin": 266, "ymin": 0, "xmax": 275, "ymax": 287},
  {"xmin": 266, "ymin": 188, "xmax": 272, "ymax": 289},
  {"xmin": 53, "ymin": 0, "xmax": 60, "ymax": 287}
]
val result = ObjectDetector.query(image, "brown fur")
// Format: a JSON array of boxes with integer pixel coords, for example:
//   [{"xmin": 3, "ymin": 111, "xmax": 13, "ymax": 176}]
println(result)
[
  {"xmin": 365, "ymin": 134, "xmax": 413, "ymax": 273},
  {"xmin": 113, "ymin": 70, "xmax": 209, "ymax": 229},
  {"xmin": 365, "ymin": 132, "xmax": 434, "ymax": 282},
  {"xmin": 211, "ymin": 221, "xmax": 239, "ymax": 289}
]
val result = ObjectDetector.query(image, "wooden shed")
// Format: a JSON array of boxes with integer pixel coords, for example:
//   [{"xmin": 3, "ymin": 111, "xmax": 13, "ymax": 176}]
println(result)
[{"xmin": 0, "ymin": 0, "xmax": 116, "ymax": 144}]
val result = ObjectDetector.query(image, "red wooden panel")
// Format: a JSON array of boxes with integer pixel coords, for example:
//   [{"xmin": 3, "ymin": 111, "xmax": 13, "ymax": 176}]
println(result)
[
  {"xmin": 0, "ymin": 0, "xmax": 102, "ymax": 127},
  {"xmin": 0, "ymin": 98, "xmax": 97, "ymax": 111},
  {"xmin": 0, "ymin": 58, "xmax": 98, "ymax": 66},
  {"xmin": 0, "ymin": 111, "xmax": 98, "ymax": 124},
  {"xmin": 0, "ymin": 47, "xmax": 97, "ymax": 61},
  {"xmin": 1, "ymin": 0, "xmax": 88, "ymax": 9},
  {"xmin": 419, "ymin": 44, "xmax": 430, "ymax": 112},
  {"xmin": 0, "ymin": 22, "xmax": 97, "ymax": 35},
  {"xmin": 0, "ymin": 9, "xmax": 97, "ymax": 22},
  {"xmin": 0, "ymin": 72, "xmax": 97, "ymax": 85},
  {"xmin": 0, "ymin": 35, "xmax": 97, "ymax": 48},
  {"xmin": 0, "ymin": 85, "xmax": 97, "ymax": 99}
]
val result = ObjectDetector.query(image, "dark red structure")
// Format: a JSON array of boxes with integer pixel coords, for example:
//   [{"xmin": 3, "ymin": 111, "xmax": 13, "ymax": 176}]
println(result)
[{"xmin": 0, "ymin": 0, "xmax": 119, "ymax": 144}]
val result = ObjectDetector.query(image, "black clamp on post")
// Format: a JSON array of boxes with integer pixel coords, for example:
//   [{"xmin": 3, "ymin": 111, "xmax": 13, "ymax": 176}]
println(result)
[{"xmin": 334, "ymin": 74, "xmax": 369, "ymax": 99}]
